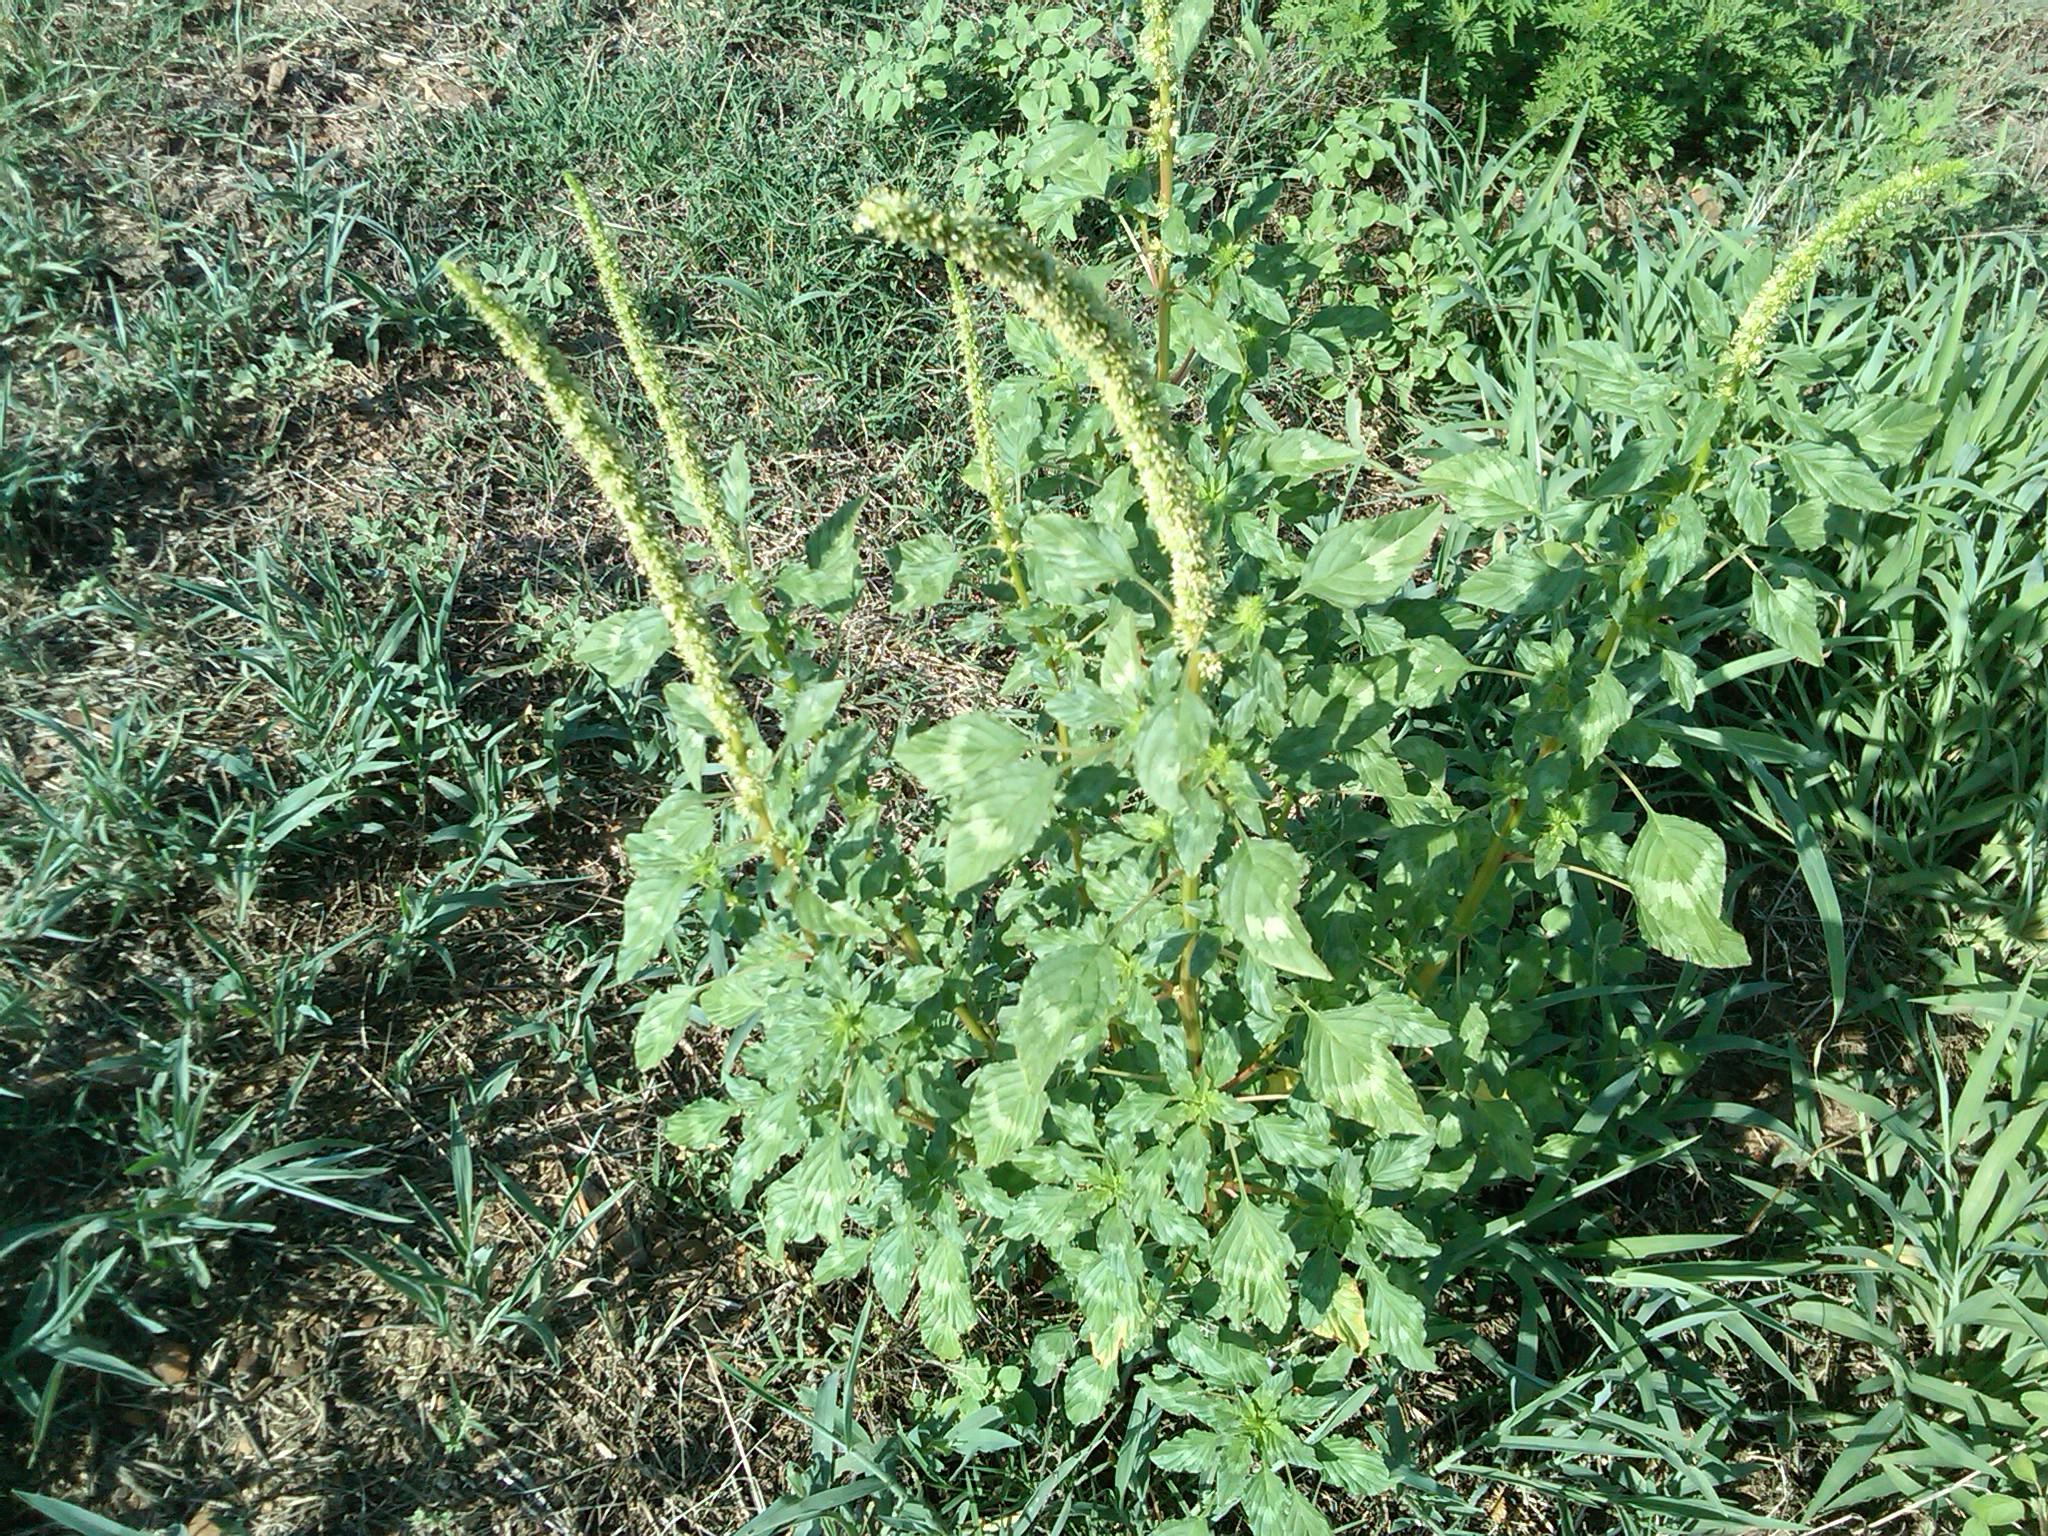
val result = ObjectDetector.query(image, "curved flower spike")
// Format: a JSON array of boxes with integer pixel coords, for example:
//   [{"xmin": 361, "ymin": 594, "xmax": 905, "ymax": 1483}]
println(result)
[
  {"xmin": 856, "ymin": 189, "xmax": 1218, "ymax": 669},
  {"xmin": 1717, "ymin": 159, "xmax": 1972, "ymax": 402},
  {"xmin": 442, "ymin": 261, "xmax": 788, "ymax": 865},
  {"xmin": 562, "ymin": 173, "xmax": 751, "ymax": 584}
]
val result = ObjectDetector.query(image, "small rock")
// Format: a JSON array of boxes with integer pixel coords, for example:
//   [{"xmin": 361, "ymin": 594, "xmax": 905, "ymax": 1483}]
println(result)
[{"xmin": 150, "ymin": 1342, "xmax": 192, "ymax": 1386}]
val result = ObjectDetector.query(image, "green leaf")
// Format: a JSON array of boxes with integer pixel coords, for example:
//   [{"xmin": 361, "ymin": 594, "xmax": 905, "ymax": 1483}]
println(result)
[
  {"xmin": 871, "ymin": 1222, "xmax": 916, "ymax": 1317},
  {"xmin": 1021, "ymin": 118, "xmax": 1113, "ymax": 201},
  {"xmin": 1568, "ymin": 672, "xmax": 1632, "ymax": 764},
  {"xmin": 1177, "ymin": 291, "xmax": 1247, "ymax": 373},
  {"xmin": 1779, "ymin": 439, "xmax": 1892, "ymax": 512},
  {"xmin": 1211, "ymin": 1198, "xmax": 1293, "ymax": 1332},
  {"xmin": 1133, "ymin": 688, "xmax": 1213, "ymax": 816},
  {"xmin": 1361, "ymin": 1261, "xmax": 1434, "ymax": 1370},
  {"xmin": 1418, "ymin": 448, "xmax": 1538, "ymax": 529},
  {"xmin": 887, "ymin": 531, "xmax": 960, "ymax": 613},
  {"xmin": 1841, "ymin": 398, "xmax": 1942, "ymax": 466},
  {"xmin": 1169, "ymin": 0, "xmax": 1214, "ymax": 68},
  {"xmin": 1063, "ymin": 1352, "xmax": 1118, "ymax": 1424},
  {"xmin": 1296, "ymin": 506, "xmax": 1441, "ymax": 607},
  {"xmin": 1300, "ymin": 1006, "xmax": 1430, "ymax": 1133},
  {"xmin": 1218, "ymin": 838, "xmax": 1330, "ymax": 979},
  {"xmin": 1315, "ymin": 1435, "xmax": 1395, "ymax": 1496},
  {"xmin": 1306, "ymin": 1271, "xmax": 1372, "ymax": 1352},
  {"xmin": 1318, "ymin": 993, "xmax": 1452, "ymax": 1048},
  {"xmin": 1557, "ymin": 339, "xmax": 1674, "ymax": 416},
  {"xmin": 1456, "ymin": 541, "xmax": 1584, "ymax": 615},
  {"xmin": 1964, "ymin": 1493, "xmax": 2027, "ymax": 1528},
  {"xmin": 1023, "ymin": 511, "xmax": 1134, "ymax": 598},
  {"xmin": 1587, "ymin": 433, "xmax": 1677, "ymax": 498},
  {"xmin": 633, "ymin": 985, "xmax": 698, "ymax": 1071},
  {"xmin": 918, "ymin": 1232, "xmax": 974, "ymax": 1360},
  {"xmin": 1152, "ymin": 1429, "xmax": 1226, "ymax": 1473},
  {"xmin": 1241, "ymin": 1468, "xmax": 1331, "ymax": 1536},
  {"xmin": 1395, "ymin": 635, "xmax": 1471, "ymax": 706},
  {"xmin": 762, "ymin": 1139, "xmax": 856, "ymax": 1258},
  {"xmin": 967, "ymin": 1059, "xmax": 1049, "ymax": 1166},
  {"xmin": 663, "ymin": 1097, "xmax": 736, "ymax": 1149},
  {"xmin": 1264, "ymin": 428, "xmax": 1362, "ymax": 479},
  {"xmin": 619, "ymin": 792, "xmax": 715, "ymax": 975},
  {"xmin": 1660, "ymin": 648, "xmax": 1700, "ymax": 710},
  {"xmin": 1075, "ymin": 1225, "xmax": 1148, "ymax": 1368},
  {"xmin": 1625, "ymin": 812, "xmax": 1751, "ymax": 969},
  {"xmin": 1750, "ymin": 571, "xmax": 1825, "ymax": 666},
  {"xmin": 720, "ymin": 439, "xmax": 751, "ymax": 529},
  {"xmin": 13, "ymin": 1494, "xmax": 162, "ymax": 1536},
  {"xmin": 1010, "ymin": 943, "xmax": 1121, "ymax": 1083},
  {"xmin": 940, "ymin": 779, "xmax": 1058, "ymax": 894},
  {"xmin": 775, "ymin": 498, "xmax": 860, "ymax": 612},
  {"xmin": 897, "ymin": 712, "xmax": 1036, "ymax": 797},
  {"xmin": 574, "ymin": 605, "xmax": 670, "ymax": 689},
  {"xmin": 812, "ymin": 1234, "xmax": 870, "ymax": 1285},
  {"xmin": 897, "ymin": 712, "xmax": 1058, "ymax": 893}
]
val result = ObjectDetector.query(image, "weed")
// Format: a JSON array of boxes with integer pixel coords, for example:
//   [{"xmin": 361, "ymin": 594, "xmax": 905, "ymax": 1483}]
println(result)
[{"xmin": 1273, "ymin": 0, "xmax": 1866, "ymax": 167}]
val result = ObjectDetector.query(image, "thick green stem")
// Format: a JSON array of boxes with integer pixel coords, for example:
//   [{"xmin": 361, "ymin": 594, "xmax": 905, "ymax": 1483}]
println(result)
[{"xmin": 1175, "ymin": 868, "xmax": 1202, "ymax": 1070}]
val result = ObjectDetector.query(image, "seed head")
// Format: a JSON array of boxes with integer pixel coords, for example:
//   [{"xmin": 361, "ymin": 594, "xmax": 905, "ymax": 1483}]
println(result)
[
  {"xmin": 1717, "ymin": 159, "xmax": 1971, "ymax": 401},
  {"xmin": 564, "ymin": 172, "xmax": 751, "ymax": 584},
  {"xmin": 943, "ymin": 258, "xmax": 1021, "ymax": 579},
  {"xmin": 443, "ymin": 261, "xmax": 786, "ymax": 861},
  {"xmin": 1139, "ymin": 0, "xmax": 1175, "ymax": 156},
  {"xmin": 855, "ymin": 190, "xmax": 1218, "ymax": 664}
]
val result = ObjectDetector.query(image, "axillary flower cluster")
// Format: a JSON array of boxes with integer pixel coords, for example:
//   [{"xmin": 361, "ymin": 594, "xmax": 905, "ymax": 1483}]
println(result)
[{"xmin": 855, "ymin": 189, "xmax": 1220, "ymax": 675}]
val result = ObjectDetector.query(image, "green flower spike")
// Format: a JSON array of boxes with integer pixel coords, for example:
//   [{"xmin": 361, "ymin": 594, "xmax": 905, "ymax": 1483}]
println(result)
[
  {"xmin": 856, "ymin": 189, "xmax": 1218, "ymax": 672},
  {"xmin": 1139, "ymin": 0, "xmax": 1178, "ymax": 385},
  {"xmin": 1139, "ymin": 0, "xmax": 1175, "ymax": 161},
  {"xmin": 943, "ymin": 257, "xmax": 1026, "ymax": 603},
  {"xmin": 563, "ymin": 172, "xmax": 751, "ymax": 584},
  {"xmin": 442, "ymin": 261, "xmax": 790, "ymax": 867},
  {"xmin": 1717, "ymin": 158, "xmax": 1972, "ymax": 402}
]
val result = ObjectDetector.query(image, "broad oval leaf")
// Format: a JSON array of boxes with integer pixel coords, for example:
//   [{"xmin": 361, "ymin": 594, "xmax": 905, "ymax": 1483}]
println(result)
[
  {"xmin": 1418, "ymin": 447, "xmax": 1538, "ymax": 529},
  {"xmin": 1625, "ymin": 812, "xmax": 1752, "ymax": 969},
  {"xmin": 1300, "ymin": 1004, "xmax": 1431, "ymax": 1132},
  {"xmin": 574, "ymin": 605, "xmax": 670, "ymax": 689},
  {"xmin": 1211, "ymin": 1197, "xmax": 1294, "ymax": 1332},
  {"xmin": 1218, "ymin": 837, "xmax": 1331, "ymax": 980},
  {"xmin": 1296, "ymin": 505, "xmax": 1441, "ymax": 608}
]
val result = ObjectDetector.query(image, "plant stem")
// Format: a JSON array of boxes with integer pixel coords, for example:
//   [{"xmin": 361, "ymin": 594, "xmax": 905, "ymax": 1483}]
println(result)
[
  {"xmin": 1175, "ymin": 869, "xmax": 1201, "ymax": 1069},
  {"xmin": 1411, "ymin": 801, "xmax": 1524, "ymax": 1000},
  {"xmin": 895, "ymin": 920, "xmax": 990, "ymax": 1044},
  {"xmin": 1152, "ymin": 87, "xmax": 1174, "ymax": 385}
]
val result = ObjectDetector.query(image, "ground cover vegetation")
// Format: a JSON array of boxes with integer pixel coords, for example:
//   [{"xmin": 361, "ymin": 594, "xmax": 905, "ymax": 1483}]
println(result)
[{"xmin": 2, "ymin": 0, "xmax": 2044, "ymax": 1532}]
